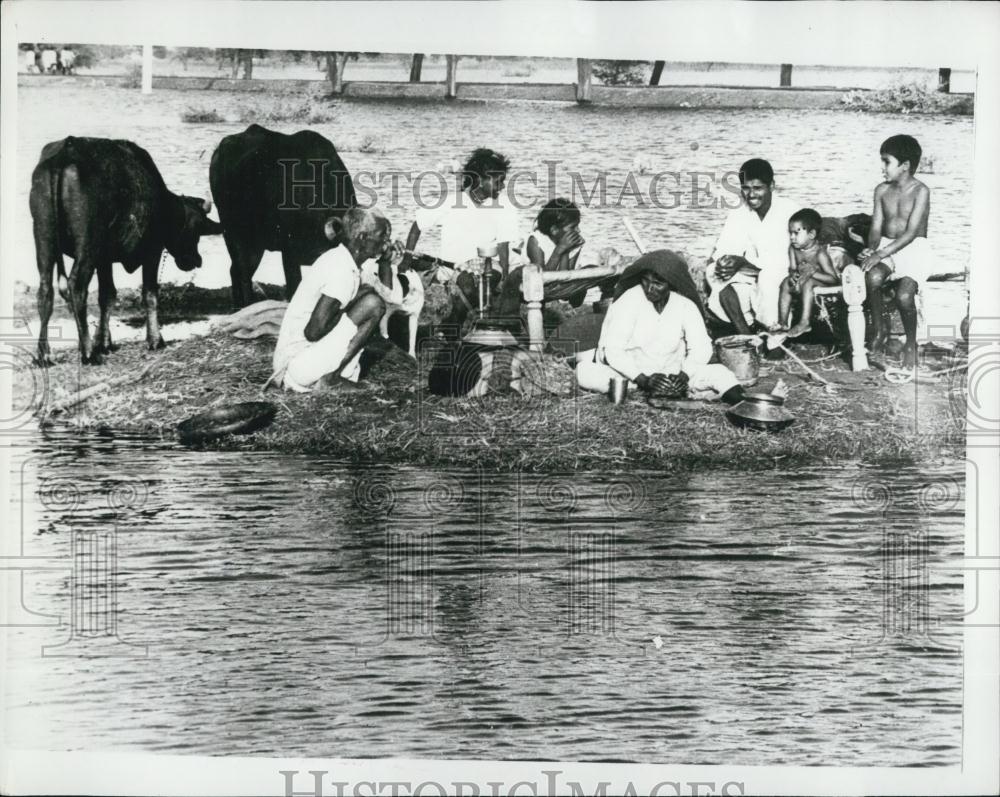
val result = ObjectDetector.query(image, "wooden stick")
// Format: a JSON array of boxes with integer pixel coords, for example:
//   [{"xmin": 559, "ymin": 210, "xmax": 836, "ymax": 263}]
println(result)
[
  {"xmin": 764, "ymin": 333, "xmax": 833, "ymax": 386},
  {"xmin": 775, "ymin": 341, "xmax": 833, "ymax": 385},
  {"xmin": 927, "ymin": 362, "xmax": 969, "ymax": 377},
  {"xmin": 622, "ymin": 217, "xmax": 648, "ymax": 255},
  {"xmin": 540, "ymin": 265, "xmax": 620, "ymax": 284},
  {"xmin": 41, "ymin": 361, "xmax": 157, "ymax": 418}
]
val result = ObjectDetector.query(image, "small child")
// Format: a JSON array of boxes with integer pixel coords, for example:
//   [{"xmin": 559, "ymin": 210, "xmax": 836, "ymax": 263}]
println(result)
[
  {"xmin": 493, "ymin": 198, "xmax": 590, "ymax": 321},
  {"xmin": 859, "ymin": 134, "xmax": 933, "ymax": 368},
  {"xmin": 526, "ymin": 198, "xmax": 586, "ymax": 273},
  {"xmin": 778, "ymin": 208, "xmax": 840, "ymax": 337}
]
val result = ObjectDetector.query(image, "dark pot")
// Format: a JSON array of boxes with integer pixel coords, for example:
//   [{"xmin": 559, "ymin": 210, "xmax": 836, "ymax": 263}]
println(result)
[
  {"xmin": 177, "ymin": 401, "xmax": 277, "ymax": 445},
  {"xmin": 726, "ymin": 392, "xmax": 795, "ymax": 432}
]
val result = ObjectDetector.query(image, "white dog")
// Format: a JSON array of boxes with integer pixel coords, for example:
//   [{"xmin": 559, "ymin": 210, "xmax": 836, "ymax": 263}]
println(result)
[{"xmin": 360, "ymin": 261, "xmax": 425, "ymax": 357}]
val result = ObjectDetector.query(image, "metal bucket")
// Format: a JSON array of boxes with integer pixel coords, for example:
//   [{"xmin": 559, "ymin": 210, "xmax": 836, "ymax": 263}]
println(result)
[{"xmin": 714, "ymin": 334, "xmax": 760, "ymax": 386}]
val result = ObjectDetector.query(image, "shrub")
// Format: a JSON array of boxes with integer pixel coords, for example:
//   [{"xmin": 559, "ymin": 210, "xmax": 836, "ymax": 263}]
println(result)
[
  {"xmin": 122, "ymin": 62, "xmax": 143, "ymax": 89},
  {"xmin": 841, "ymin": 82, "xmax": 973, "ymax": 115},
  {"xmin": 181, "ymin": 108, "xmax": 225, "ymax": 124},
  {"xmin": 242, "ymin": 96, "xmax": 335, "ymax": 124},
  {"xmin": 592, "ymin": 60, "xmax": 648, "ymax": 87},
  {"xmin": 358, "ymin": 134, "xmax": 380, "ymax": 154}
]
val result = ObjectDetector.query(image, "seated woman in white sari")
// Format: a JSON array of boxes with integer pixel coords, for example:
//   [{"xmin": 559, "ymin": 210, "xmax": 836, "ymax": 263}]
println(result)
[{"xmin": 575, "ymin": 251, "xmax": 747, "ymax": 404}]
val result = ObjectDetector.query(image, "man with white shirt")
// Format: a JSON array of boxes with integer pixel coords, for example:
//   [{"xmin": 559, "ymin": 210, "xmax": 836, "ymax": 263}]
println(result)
[
  {"xmin": 399, "ymin": 148, "xmax": 520, "ymax": 335},
  {"xmin": 271, "ymin": 208, "xmax": 393, "ymax": 392},
  {"xmin": 401, "ymin": 147, "xmax": 520, "ymax": 278},
  {"xmin": 706, "ymin": 158, "xmax": 800, "ymax": 335}
]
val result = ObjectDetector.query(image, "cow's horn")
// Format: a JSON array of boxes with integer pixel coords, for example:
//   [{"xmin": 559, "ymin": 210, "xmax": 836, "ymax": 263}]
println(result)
[{"xmin": 202, "ymin": 195, "xmax": 213, "ymax": 213}]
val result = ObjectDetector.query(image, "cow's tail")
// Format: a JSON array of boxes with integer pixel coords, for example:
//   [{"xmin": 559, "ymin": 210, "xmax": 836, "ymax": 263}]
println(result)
[{"xmin": 50, "ymin": 148, "xmax": 69, "ymax": 300}]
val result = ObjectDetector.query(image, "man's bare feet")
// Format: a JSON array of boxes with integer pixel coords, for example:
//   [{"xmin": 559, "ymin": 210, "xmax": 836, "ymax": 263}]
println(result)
[
  {"xmin": 901, "ymin": 344, "xmax": 918, "ymax": 370},
  {"xmin": 786, "ymin": 323, "xmax": 811, "ymax": 339}
]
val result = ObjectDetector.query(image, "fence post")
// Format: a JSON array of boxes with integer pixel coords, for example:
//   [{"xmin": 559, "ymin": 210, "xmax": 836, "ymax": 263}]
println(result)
[
  {"xmin": 649, "ymin": 60, "xmax": 665, "ymax": 86},
  {"xmin": 325, "ymin": 53, "xmax": 344, "ymax": 94},
  {"xmin": 576, "ymin": 58, "xmax": 592, "ymax": 103},
  {"xmin": 409, "ymin": 53, "xmax": 424, "ymax": 82},
  {"xmin": 937, "ymin": 68, "xmax": 951, "ymax": 93},
  {"xmin": 780, "ymin": 63, "xmax": 792, "ymax": 87},
  {"xmin": 142, "ymin": 44, "xmax": 153, "ymax": 93},
  {"xmin": 446, "ymin": 55, "xmax": 458, "ymax": 99}
]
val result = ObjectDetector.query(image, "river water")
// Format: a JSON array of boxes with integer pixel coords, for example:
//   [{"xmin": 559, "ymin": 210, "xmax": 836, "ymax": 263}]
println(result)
[{"xmin": 3, "ymin": 431, "xmax": 965, "ymax": 764}]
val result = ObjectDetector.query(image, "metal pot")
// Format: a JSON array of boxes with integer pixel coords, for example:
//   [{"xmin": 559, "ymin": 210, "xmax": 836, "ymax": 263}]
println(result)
[
  {"xmin": 714, "ymin": 334, "xmax": 761, "ymax": 386},
  {"xmin": 462, "ymin": 321, "xmax": 519, "ymax": 348},
  {"xmin": 726, "ymin": 392, "xmax": 795, "ymax": 432}
]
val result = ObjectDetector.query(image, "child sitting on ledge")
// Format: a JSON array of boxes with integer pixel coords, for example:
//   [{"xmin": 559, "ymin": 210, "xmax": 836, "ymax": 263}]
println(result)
[{"xmin": 778, "ymin": 208, "xmax": 840, "ymax": 338}]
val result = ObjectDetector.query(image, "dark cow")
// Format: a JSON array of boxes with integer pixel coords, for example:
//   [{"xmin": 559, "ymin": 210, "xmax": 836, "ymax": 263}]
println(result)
[
  {"xmin": 30, "ymin": 137, "xmax": 223, "ymax": 365},
  {"xmin": 209, "ymin": 124, "xmax": 357, "ymax": 308}
]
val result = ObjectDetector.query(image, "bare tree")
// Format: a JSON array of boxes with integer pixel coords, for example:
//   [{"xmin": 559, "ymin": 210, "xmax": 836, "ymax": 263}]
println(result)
[
  {"xmin": 323, "ymin": 51, "xmax": 354, "ymax": 93},
  {"xmin": 220, "ymin": 48, "xmax": 258, "ymax": 79}
]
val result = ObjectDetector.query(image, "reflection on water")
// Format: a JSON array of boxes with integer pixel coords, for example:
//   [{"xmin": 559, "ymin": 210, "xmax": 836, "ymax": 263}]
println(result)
[{"xmin": 3, "ymin": 431, "xmax": 964, "ymax": 764}]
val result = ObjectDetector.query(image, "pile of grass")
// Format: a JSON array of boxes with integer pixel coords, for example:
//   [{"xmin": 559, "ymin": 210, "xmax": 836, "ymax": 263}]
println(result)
[
  {"xmin": 180, "ymin": 95, "xmax": 337, "ymax": 125},
  {"xmin": 180, "ymin": 108, "xmax": 225, "ymax": 123},
  {"xmin": 841, "ymin": 83, "xmax": 973, "ymax": 115},
  {"xmin": 12, "ymin": 322, "xmax": 966, "ymax": 472}
]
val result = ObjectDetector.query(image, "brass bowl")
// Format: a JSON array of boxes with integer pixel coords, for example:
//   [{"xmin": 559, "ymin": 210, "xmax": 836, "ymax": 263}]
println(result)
[{"xmin": 726, "ymin": 392, "xmax": 795, "ymax": 432}]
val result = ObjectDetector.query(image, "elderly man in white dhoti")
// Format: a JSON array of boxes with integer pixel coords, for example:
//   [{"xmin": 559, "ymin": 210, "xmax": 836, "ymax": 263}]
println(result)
[{"xmin": 270, "ymin": 208, "xmax": 394, "ymax": 392}]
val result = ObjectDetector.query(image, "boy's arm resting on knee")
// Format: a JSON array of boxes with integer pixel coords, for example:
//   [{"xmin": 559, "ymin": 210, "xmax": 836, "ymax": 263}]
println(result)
[
  {"xmin": 865, "ymin": 185, "xmax": 886, "ymax": 253},
  {"xmin": 787, "ymin": 247, "xmax": 800, "ymax": 287},
  {"xmin": 304, "ymin": 295, "xmax": 343, "ymax": 342}
]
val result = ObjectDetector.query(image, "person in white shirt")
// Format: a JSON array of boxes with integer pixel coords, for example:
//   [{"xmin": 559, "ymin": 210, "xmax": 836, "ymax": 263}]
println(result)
[
  {"xmin": 400, "ymin": 148, "xmax": 520, "ymax": 334},
  {"xmin": 271, "ymin": 208, "xmax": 394, "ymax": 392},
  {"xmin": 401, "ymin": 147, "xmax": 519, "ymax": 277},
  {"xmin": 706, "ymin": 158, "xmax": 800, "ymax": 335},
  {"xmin": 576, "ymin": 251, "xmax": 746, "ymax": 405}
]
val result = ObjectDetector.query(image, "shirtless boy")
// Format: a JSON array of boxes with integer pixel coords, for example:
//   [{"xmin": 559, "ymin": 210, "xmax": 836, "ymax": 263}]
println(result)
[
  {"xmin": 778, "ymin": 208, "xmax": 840, "ymax": 337},
  {"xmin": 859, "ymin": 134, "xmax": 933, "ymax": 369}
]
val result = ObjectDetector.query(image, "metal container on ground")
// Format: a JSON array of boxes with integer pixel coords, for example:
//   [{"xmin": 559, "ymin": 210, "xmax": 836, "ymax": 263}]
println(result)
[
  {"xmin": 608, "ymin": 376, "xmax": 629, "ymax": 405},
  {"xmin": 714, "ymin": 334, "xmax": 761, "ymax": 386},
  {"xmin": 725, "ymin": 392, "xmax": 795, "ymax": 432}
]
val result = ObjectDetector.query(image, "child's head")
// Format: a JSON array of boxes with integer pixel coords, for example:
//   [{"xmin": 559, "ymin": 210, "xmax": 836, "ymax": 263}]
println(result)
[
  {"xmin": 536, "ymin": 198, "xmax": 581, "ymax": 241},
  {"xmin": 879, "ymin": 134, "xmax": 922, "ymax": 175},
  {"xmin": 462, "ymin": 148, "xmax": 511, "ymax": 198},
  {"xmin": 788, "ymin": 208, "xmax": 822, "ymax": 249}
]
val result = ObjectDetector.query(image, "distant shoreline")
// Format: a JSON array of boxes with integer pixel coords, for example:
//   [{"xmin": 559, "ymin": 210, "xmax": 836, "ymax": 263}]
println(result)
[{"xmin": 17, "ymin": 73, "xmax": 974, "ymax": 114}]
